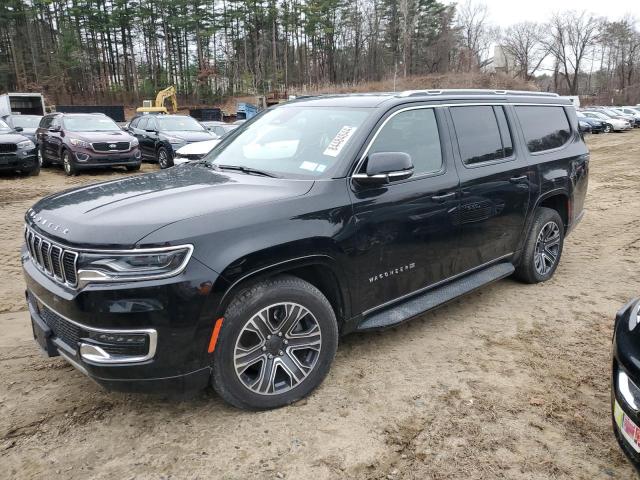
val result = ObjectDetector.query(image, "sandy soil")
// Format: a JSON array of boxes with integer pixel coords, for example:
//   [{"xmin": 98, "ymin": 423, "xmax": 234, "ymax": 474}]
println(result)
[{"xmin": 1, "ymin": 132, "xmax": 639, "ymax": 479}]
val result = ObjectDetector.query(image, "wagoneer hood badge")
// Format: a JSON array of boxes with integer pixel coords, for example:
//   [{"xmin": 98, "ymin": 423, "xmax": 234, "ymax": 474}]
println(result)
[{"xmin": 27, "ymin": 209, "xmax": 70, "ymax": 235}]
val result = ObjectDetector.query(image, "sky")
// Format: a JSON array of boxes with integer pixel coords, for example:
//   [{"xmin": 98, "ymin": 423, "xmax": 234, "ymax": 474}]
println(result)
[{"xmin": 445, "ymin": 0, "xmax": 640, "ymax": 26}]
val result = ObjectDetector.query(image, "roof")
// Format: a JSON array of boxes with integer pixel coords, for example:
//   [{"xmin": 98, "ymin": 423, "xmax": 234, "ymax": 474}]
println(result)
[{"xmin": 283, "ymin": 89, "xmax": 568, "ymax": 108}]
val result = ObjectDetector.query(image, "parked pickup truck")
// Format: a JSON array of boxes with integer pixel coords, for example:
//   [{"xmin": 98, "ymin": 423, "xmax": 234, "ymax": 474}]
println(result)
[{"xmin": 22, "ymin": 90, "xmax": 589, "ymax": 410}]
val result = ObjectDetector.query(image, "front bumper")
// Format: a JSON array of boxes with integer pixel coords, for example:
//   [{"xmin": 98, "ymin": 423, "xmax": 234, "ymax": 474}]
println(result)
[
  {"xmin": 0, "ymin": 150, "xmax": 37, "ymax": 171},
  {"xmin": 612, "ymin": 298, "xmax": 640, "ymax": 471},
  {"xmin": 23, "ymin": 250, "xmax": 220, "ymax": 393},
  {"xmin": 73, "ymin": 148, "xmax": 142, "ymax": 168}
]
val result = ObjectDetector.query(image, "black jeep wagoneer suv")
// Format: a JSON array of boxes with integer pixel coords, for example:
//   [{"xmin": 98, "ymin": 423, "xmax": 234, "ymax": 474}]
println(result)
[{"xmin": 23, "ymin": 90, "xmax": 588, "ymax": 409}]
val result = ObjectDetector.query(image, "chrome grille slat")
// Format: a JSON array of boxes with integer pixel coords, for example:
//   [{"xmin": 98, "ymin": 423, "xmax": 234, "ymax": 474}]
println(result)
[{"xmin": 24, "ymin": 226, "xmax": 78, "ymax": 288}]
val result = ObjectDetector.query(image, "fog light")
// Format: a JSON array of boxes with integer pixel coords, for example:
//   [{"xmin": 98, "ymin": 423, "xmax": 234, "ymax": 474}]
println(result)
[
  {"xmin": 618, "ymin": 370, "xmax": 640, "ymax": 411},
  {"xmin": 76, "ymin": 152, "xmax": 90, "ymax": 162},
  {"xmin": 87, "ymin": 331, "xmax": 147, "ymax": 345}
]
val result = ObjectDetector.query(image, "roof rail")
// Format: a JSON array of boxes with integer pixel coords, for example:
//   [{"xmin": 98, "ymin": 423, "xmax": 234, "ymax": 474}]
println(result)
[{"xmin": 397, "ymin": 89, "xmax": 559, "ymax": 98}]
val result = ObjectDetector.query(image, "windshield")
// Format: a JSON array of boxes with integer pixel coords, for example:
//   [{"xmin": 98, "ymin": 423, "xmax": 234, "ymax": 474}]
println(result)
[
  {"xmin": 205, "ymin": 107, "xmax": 371, "ymax": 179},
  {"xmin": 11, "ymin": 116, "xmax": 41, "ymax": 128},
  {"xmin": 600, "ymin": 109, "xmax": 620, "ymax": 117},
  {"xmin": 63, "ymin": 115, "xmax": 120, "ymax": 132},
  {"xmin": 586, "ymin": 112, "xmax": 607, "ymax": 120},
  {"xmin": 0, "ymin": 120, "xmax": 10, "ymax": 131},
  {"xmin": 157, "ymin": 116, "xmax": 205, "ymax": 132}
]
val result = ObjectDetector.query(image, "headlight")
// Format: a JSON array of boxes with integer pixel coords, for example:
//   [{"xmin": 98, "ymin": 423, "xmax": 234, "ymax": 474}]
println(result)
[
  {"xmin": 69, "ymin": 138, "xmax": 91, "ymax": 148},
  {"xmin": 76, "ymin": 245, "xmax": 193, "ymax": 285},
  {"xmin": 166, "ymin": 137, "xmax": 185, "ymax": 145},
  {"xmin": 17, "ymin": 140, "xmax": 35, "ymax": 149},
  {"xmin": 131, "ymin": 138, "xmax": 139, "ymax": 147},
  {"xmin": 618, "ymin": 370, "xmax": 640, "ymax": 411}
]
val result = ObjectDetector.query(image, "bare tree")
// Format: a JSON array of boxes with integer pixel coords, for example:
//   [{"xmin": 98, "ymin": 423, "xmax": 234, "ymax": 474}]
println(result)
[
  {"xmin": 455, "ymin": 0, "xmax": 498, "ymax": 71},
  {"xmin": 501, "ymin": 22, "xmax": 548, "ymax": 80},
  {"xmin": 544, "ymin": 11, "xmax": 601, "ymax": 95}
]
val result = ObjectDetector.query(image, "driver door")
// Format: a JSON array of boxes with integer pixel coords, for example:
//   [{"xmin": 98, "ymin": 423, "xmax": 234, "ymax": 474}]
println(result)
[{"xmin": 348, "ymin": 107, "xmax": 461, "ymax": 314}]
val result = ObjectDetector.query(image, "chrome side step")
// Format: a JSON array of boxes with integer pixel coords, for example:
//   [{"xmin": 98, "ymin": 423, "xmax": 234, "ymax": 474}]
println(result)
[{"xmin": 356, "ymin": 262, "xmax": 515, "ymax": 331}]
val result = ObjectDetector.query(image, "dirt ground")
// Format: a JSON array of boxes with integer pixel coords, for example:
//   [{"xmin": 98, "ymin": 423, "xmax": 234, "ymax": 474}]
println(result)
[{"xmin": 1, "ymin": 131, "xmax": 639, "ymax": 479}]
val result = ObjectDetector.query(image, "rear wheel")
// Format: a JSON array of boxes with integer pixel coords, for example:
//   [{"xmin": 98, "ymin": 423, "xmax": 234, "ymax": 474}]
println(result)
[
  {"xmin": 211, "ymin": 275, "xmax": 338, "ymax": 410},
  {"xmin": 514, "ymin": 207, "xmax": 564, "ymax": 284},
  {"xmin": 157, "ymin": 146, "xmax": 173, "ymax": 169},
  {"xmin": 62, "ymin": 150, "xmax": 77, "ymax": 176},
  {"xmin": 603, "ymin": 124, "xmax": 613, "ymax": 133}
]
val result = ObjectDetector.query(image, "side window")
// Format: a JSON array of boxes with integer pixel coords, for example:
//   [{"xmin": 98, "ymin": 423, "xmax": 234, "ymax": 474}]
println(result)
[
  {"xmin": 450, "ymin": 105, "xmax": 512, "ymax": 166},
  {"xmin": 137, "ymin": 117, "xmax": 148, "ymax": 130},
  {"xmin": 366, "ymin": 108, "xmax": 443, "ymax": 175},
  {"xmin": 515, "ymin": 106, "xmax": 571, "ymax": 153},
  {"xmin": 146, "ymin": 118, "xmax": 157, "ymax": 131},
  {"xmin": 129, "ymin": 117, "xmax": 139, "ymax": 129},
  {"xmin": 39, "ymin": 116, "xmax": 51, "ymax": 129}
]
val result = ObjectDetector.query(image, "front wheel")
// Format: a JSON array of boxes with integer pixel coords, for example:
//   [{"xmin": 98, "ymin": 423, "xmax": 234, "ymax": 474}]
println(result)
[
  {"xmin": 603, "ymin": 124, "xmax": 613, "ymax": 133},
  {"xmin": 514, "ymin": 207, "xmax": 564, "ymax": 284},
  {"xmin": 211, "ymin": 276, "xmax": 338, "ymax": 410},
  {"xmin": 157, "ymin": 146, "xmax": 173, "ymax": 169},
  {"xmin": 62, "ymin": 150, "xmax": 77, "ymax": 176},
  {"xmin": 38, "ymin": 145, "xmax": 51, "ymax": 167}
]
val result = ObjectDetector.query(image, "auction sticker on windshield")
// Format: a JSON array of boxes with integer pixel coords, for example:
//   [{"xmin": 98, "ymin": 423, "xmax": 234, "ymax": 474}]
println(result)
[
  {"xmin": 323, "ymin": 126, "xmax": 357, "ymax": 157},
  {"xmin": 614, "ymin": 399, "xmax": 640, "ymax": 452}
]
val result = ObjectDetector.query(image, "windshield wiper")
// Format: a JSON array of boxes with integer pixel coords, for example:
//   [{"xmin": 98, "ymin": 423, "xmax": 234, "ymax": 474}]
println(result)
[{"xmin": 217, "ymin": 164, "xmax": 279, "ymax": 178}]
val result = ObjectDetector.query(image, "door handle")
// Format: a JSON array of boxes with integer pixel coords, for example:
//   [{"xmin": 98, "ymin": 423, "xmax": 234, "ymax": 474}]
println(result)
[
  {"xmin": 431, "ymin": 192, "xmax": 456, "ymax": 202},
  {"xmin": 509, "ymin": 175, "xmax": 528, "ymax": 183}
]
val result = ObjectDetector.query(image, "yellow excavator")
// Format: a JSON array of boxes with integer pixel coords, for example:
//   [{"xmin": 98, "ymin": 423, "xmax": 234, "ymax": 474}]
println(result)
[{"xmin": 136, "ymin": 86, "xmax": 178, "ymax": 114}]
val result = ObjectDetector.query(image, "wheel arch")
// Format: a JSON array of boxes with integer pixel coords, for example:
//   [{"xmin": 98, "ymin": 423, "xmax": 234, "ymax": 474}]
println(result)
[
  {"xmin": 213, "ymin": 254, "xmax": 351, "ymax": 332},
  {"xmin": 537, "ymin": 191, "xmax": 570, "ymax": 229}
]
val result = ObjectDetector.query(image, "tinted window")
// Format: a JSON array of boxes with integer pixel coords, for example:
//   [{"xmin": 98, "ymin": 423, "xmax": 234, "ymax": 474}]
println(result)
[
  {"xmin": 367, "ymin": 108, "xmax": 442, "ymax": 175},
  {"xmin": 451, "ymin": 106, "xmax": 512, "ymax": 165},
  {"xmin": 516, "ymin": 106, "xmax": 571, "ymax": 153}
]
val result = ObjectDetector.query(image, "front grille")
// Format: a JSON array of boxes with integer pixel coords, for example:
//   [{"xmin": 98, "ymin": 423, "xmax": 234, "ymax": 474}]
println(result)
[
  {"xmin": 0, "ymin": 143, "xmax": 17, "ymax": 153},
  {"xmin": 25, "ymin": 226, "xmax": 78, "ymax": 287},
  {"xmin": 37, "ymin": 301, "xmax": 81, "ymax": 348},
  {"xmin": 91, "ymin": 141, "xmax": 130, "ymax": 152}
]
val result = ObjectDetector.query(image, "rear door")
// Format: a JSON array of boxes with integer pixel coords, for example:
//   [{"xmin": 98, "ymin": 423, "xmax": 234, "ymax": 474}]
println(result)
[
  {"xmin": 447, "ymin": 104, "xmax": 533, "ymax": 272},
  {"xmin": 349, "ymin": 106, "xmax": 461, "ymax": 313}
]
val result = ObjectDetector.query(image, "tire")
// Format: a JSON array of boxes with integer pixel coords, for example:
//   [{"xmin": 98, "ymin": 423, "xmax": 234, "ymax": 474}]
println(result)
[
  {"xmin": 157, "ymin": 146, "xmax": 173, "ymax": 169},
  {"xmin": 62, "ymin": 150, "xmax": 77, "ymax": 176},
  {"xmin": 604, "ymin": 124, "xmax": 612, "ymax": 133},
  {"xmin": 211, "ymin": 275, "xmax": 338, "ymax": 410},
  {"xmin": 514, "ymin": 207, "xmax": 565, "ymax": 284},
  {"xmin": 126, "ymin": 164, "xmax": 141, "ymax": 172},
  {"xmin": 27, "ymin": 164, "xmax": 40, "ymax": 176},
  {"xmin": 38, "ymin": 145, "xmax": 51, "ymax": 167}
]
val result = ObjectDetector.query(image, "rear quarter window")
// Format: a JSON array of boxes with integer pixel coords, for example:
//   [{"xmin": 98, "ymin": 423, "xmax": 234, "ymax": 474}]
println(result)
[{"xmin": 516, "ymin": 106, "xmax": 571, "ymax": 153}]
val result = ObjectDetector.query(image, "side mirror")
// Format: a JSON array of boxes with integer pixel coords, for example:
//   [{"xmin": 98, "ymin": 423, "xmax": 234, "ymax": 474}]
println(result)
[
  {"xmin": 14, "ymin": 126, "xmax": 23, "ymax": 132},
  {"xmin": 353, "ymin": 152, "xmax": 414, "ymax": 185},
  {"xmin": 145, "ymin": 128, "xmax": 157, "ymax": 133}
]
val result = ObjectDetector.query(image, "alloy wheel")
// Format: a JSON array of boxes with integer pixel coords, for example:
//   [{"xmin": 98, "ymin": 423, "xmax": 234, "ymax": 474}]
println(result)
[
  {"xmin": 233, "ymin": 302, "xmax": 322, "ymax": 396},
  {"xmin": 158, "ymin": 149, "xmax": 168, "ymax": 168},
  {"xmin": 534, "ymin": 221, "xmax": 561, "ymax": 276},
  {"xmin": 37, "ymin": 148, "xmax": 43, "ymax": 167},
  {"xmin": 63, "ymin": 153, "xmax": 71, "ymax": 174}
]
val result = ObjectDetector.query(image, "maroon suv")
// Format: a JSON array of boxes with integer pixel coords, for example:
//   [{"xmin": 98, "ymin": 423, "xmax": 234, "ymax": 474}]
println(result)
[{"xmin": 36, "ymin": 113, "xmax": 142, "ymax": 175}]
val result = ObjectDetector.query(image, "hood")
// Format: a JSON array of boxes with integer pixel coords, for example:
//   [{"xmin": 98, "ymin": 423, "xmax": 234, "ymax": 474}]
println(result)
[
  {"xmin": 162, "ymin": 130, "xmax": 214, "ymax": 143},
  {"xmin": 70, "ymin": 130, "xmax": 134, "ymax": 142},
  {"xmin": 27, "ymin": 164, "xmax": 314, "ymax": 248},
  {"xmin": 0, "ymin": 133, "xmax": 30, "ymax": 144},
  {"xmin": 176, "ymin": 139, "xmax": 220, "ymax": 155}
]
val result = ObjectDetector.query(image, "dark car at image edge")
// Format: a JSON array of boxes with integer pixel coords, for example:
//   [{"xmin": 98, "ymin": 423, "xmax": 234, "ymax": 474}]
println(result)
[{"xmin": 22, "ymin": 89, "xmax": 589, "ymax": 410}]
